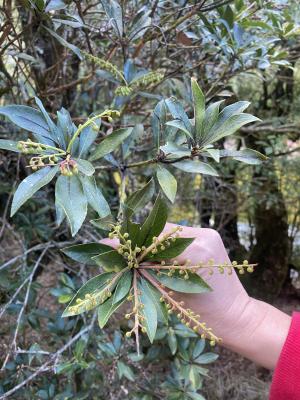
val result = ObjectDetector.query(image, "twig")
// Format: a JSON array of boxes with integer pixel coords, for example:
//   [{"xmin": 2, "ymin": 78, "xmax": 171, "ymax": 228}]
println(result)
[
  {"xmin": 0, "ymin": 313, "xmax": 97, "ymax": 399},
  {"xmin": 1, "ymin": 245, "xmax": 50, "ymax": 370}
]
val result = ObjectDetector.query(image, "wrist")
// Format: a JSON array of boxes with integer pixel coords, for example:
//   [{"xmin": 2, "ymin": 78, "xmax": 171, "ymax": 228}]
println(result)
[{"xmin": 223, "ymin": 297, "xmax": 291, "ymax": 370}]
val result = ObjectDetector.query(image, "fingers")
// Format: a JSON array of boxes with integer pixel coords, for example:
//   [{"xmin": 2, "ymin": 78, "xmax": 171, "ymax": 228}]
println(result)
[{"xmin": 100, "ymin": 237, "xmax": 119, "ymax": 249}]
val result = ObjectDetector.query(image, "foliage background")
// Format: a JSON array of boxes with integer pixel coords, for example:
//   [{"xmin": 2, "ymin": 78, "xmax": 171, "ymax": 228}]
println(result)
[{"xmin": 0, "ymin": 0, "xmax": 300, "ymax": 399}]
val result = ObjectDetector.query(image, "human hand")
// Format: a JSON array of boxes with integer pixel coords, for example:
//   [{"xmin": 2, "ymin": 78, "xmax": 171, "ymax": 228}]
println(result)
[{"xmin": 102, "ymin": 222, "xmax": 291, "ymax": 369}]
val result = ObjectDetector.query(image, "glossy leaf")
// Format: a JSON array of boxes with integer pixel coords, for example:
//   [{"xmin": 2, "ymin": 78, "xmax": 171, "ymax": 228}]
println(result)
[
  {"xmin": 98, "ymin": 296, "xmax": 126, "ymax": 328},
  {"xmin": 205, "ymin": 148, "xmax": 220, "ymax": 162},
  {"xmin": 0, "ymin": 139, "xmax": 20, "ymax": 152},
  {"xmin": 160, "ymin": 142, "xmax": 190, "ymax": 159},
  {"xmin": 191, "ymin": 78, "xmax": 205, "ymax": 140},
  {"xmin": 34, "ymin": 97, "xmax": 64, "ymax": 147},
  {"xmin": 194, "ymin": 352, "xmax": 218, "ymax": 364},
  {"xmin": 151, "ymin": 99, "xmax": 167, "ymax": 147},
  {"xmin": 141, "ymin": 279, "xmax": 168, "ymax": 324},
  {"xmin": 62, "ymin": 243, "xmax": 115, "ymax": 265},
  {"xmin": 79, "ymin": 175, "xmax": 110, "ymax": 217},
  {"xmin": 76, "ymin": 159, "xmax": 95, "ymax": 176},
  {"xmin": 205, "ymin": 113, "xmax": 260, "ymax": 146},
  {"xmin": 92, "ymin": 250, "xmax": 127, "ymax": 272},
  {"xmin": 220, "ymin": 148, "xmax": 268, "ymax": 164},
  {"xmin": 44, "ymin": 26, "xmax": 82, "ymax": 60},
  {"xmin": 0, "ymin": 105, "xmax": 55, "ymax": 145},
  {"xmin": 153, "ymin": 271, "xmax": 212, "ymax": 293},
  {"xmin": 156, "ymin": 166, "xmax": 177, "ymax": 203},
  {"xmin": 117, "ymin": 361, "xmax": 135, "ymax": 382},
  {"xmin": 138, "ymin": 278, "xmax": 157, "ymax": 343},
  {"xmin": 147, "ymin": 237, "xmax": 194, "ymax": 261},
  {"xmin": 78, "ymin": 124, "xmax": 99, "ymax": 158},
  {"xmin": 101, "ymin": 0, "xmax": 123, "ymax": 37},
  {"xmin": 11, "ymin": 166, "xmax": 59, "ymax": 216},
  {"xmin": 62, "ymin": 272, "xmax": 114, "ymax": 317},
  {"xmin": 89, "ymin": 128, "xmax": 132, "ymax": 161},
  {"xmin": 139, "ymin": 195, "xmax": 168, "ymax": 247},
  {"xmin": 174, "ymin": 160, "xmax": 219, "ymax": 176},
  {"xmin": 124, "ymin": 178, "xmax": 154, "ymax": 218},
  {"xmin": 165, "ymin": 120, "xmax": 193, "ymax": 139},
  {"xmin": 165, "ymin": 97, "xmax": 192, "ymax": 134},
  {"xmin": 202, "ymin": 100, "xmax": 224, "ymax": 137},
  {"xmin": 91, "ymin": 214, "xmax": 116, "ymax": 231},
  {"xmin": 55, "ymin": 175, "xmax": 87, "ymax": 236},
  {"xmin": 112, "ymin": 270, "xmax": 132, "ymax": 304}
]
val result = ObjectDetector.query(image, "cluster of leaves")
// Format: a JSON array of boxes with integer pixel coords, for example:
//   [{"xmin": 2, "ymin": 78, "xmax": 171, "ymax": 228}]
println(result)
[
  {"xmin": 0, "ymin": 102, "xmax": 132, "ymax": 235},
  {"xmin": 0, "ymin": 78, "xmax": 266, "ymax": 236},
  {"xmin": 2, "ymin": 0, "xmax": 298, "ymax": 398},
  {"xmin": 61, "ymin": 184, "xmax": 255, "ymax": 354}
]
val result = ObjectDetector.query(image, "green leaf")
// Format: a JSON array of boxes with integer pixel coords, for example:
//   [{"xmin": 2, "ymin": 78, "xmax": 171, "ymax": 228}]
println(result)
[
  {"xmin": 202, "ymin": 100, "xmax": 224, "ymax": 138},
  {"xmin": 189, "ymin": 365, "xmax": 201, "ymax": 389},
  {"xmin": 78, "ymin": 125, "xmax": 99, "ymax": 158},
  {"xmin": 62, "ymin": 243, "xmax": 115, "ymax": 265},
  {"xmin": 165, "ymin": 97, "xmax": 192, "ymax": 134},
  {"xmin": 44, "ymin": 26, "xmax": 82, "ymax": 60},
  {"xmin": 34, "ymin": 97, "xmax": 64, "ymax": 147},
  {"xmin": 129, "ymin": 8, "xmax": 151, "ymax": 41},
  {"xmin": 0, "ymin": 139, "xmax": 20, "ymax": 152},
  {"xmin": 139, "ymin": 195, "xmax": 168, "ymax": 247},
  {"xmin": 62, "ymin": 272, "xmax": 115, "ymax": 317},
  {"xmin": 11, "ymin": 166, "xmax": 59, "ymax": 216},
  {"xmin": 153, "ymin": 270, "xmax": 211, "ymax": 294},
  {"xmin": 138, "ymin": 278, "xmax": 157, "ymax": 343},
  {"xmin": 217, "ymin": 101, "xmax": 250, "ymax": 126},
  {"xmin": 0, "ymin": 105, "xmax": 55, "ymax": 145},
  {"xmin": 192, "ymin": 339, "xmax": 205, "ymax": 359},
  {"xmin": 91, "ymin": 214, "xmax": 116, "ymax": 231},
  {"xmin": 204, "ymin": 148, "xmax": 220, "ymax": 162},
  {"xmin": 124, "ymin": 179, "xmax": 154, "ymax": 218},
  {"xmin": 167, "ymin": 328, "xmax": 177, "ymax": 355},
  {"xmin": 45, "ymin": 0, "xmax": 66, "ymax": 12},
  {"xmin": 126, "ymin": 221, "xmax": 141, "ymax": 247},
  {"xmin": 140, "ymin": 278, "xmax": 168, "ymax": 324},
  {"xmin": 223, "ymin": 4, "xmax": 234, "ymax": 28},
  {"xmin": 165, "ymin": 120, "xmax": 193, "ymax": 139},
  {"xmin": 79, "ymin": 175, "xmax": 110, "ymax": 217},
  {"xmin": 191, "ymin": 78, "xmax": 205, "ymax": 141},
  {"xmin": 98, "ymin": 296, "xmax": 126, "ymax": 328},
  {"xmin": 92, "ymin": 250, "xmax": 127, "ymax": 272},
  {"xmin": 187, "ymin": 391, "xmax": 206, "ymax": 400},
  {"xmin": 205, "ymin": 113, "xmax": 260, "ymax": 146},
  {"xmin": 117, "ymin": 361, "xmax": 135, "ymax": 382},
  {"xmin": 55, "ymin": 175, "xmax": 87, "ymax": 236},
  {"xmin": 156, "ymin": 166, "xmax": 177, "ymax": 203},
  {"xmin": 160, "ymin": 142, "xmax": 191, "ymax": 159},
  {"xmin": 194, "ymin": 352, "xmax": 218, "ymax": 364},
  {"xmin": 147, "ymin": 237, "xmax": 194, "ymax": 261},
  {"xmin": 112, "ymin": 270, "xmax": 132, "ymax": 304},
  {"xmin": 220, "ymin": 148, "xmax": 268, "ymax": 165},
  {"xmin": 151, "ymin": 99, "xmax": 167, "ymax": 148},
  {"xmin": 174, "ymin": 160, "xmax": 218, "ymax": 176},
  {"xmin": 101, "ymin": 0, "xmax": 123, "ymax": 37},
  {"xmin": 89, "ymin": 128, "xmax": 132, "ymax": 161},
  {"xmin": 55, "ymin": 200, "xmax": 65, "ymax": 226},
  {"xmin": 76, "ymin": 159, "xmax": 95, "ymax": 176}
]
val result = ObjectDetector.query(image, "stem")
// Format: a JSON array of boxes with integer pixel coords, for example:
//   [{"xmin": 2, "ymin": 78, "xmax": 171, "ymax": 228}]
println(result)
[
  {"xmin": 137, "ymin": 228, "xmax": 181, "ymax": 263},
  {"xmin": 139, "ymin": 263, "xmax": 257, "ymax": 270},
  {"xmin": 124, "ymin": 158, "xmax": 157, "ymax": 169},
  {"xmin": 140, "ymin": 269, "xmax": 220, "ymax": 343},
  {"xmin": 66, "ymin": 110, "xmax": 119, "ymax": 153},
  {"xmin": 133, "ymin": 270, "xmax": 140, "ymax": 355}
]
